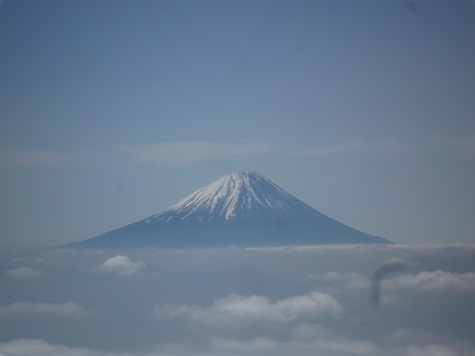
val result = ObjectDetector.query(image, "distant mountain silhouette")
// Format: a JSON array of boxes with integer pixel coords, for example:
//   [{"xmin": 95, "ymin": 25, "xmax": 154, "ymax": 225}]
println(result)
[{"xmin": 62, "ymin": 172, "xmax": 391, "ymax": 249}]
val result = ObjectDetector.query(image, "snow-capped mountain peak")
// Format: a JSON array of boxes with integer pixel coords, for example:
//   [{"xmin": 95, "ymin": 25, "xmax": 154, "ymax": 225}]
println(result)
[
  {"xmin": 63, "ymin": 171, "xmax": 391, "ymax": 249},
  {"xmin": 146, "ymin": 172, "xmax": 310, "ymax": 224}
]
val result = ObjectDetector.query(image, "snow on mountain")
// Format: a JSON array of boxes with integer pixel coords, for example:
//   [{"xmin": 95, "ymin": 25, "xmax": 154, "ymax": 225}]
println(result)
[{"xmin": 145, "ymin": 172, "xmax": 313, "ymax": 224}]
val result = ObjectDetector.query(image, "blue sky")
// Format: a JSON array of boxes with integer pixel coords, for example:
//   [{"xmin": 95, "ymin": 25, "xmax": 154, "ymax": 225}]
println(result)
[{"xmin": 1, "ymin": 0, "xmax": 475, "ymax": 248}]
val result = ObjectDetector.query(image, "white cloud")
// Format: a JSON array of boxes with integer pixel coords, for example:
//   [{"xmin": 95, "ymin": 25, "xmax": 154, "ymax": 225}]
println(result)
[
  {"xmin": 99, "ymin": 255, "xmax": 145, "ymax": 275},
  {"xmin": 403, "ymin": 344, "xmax": 459, "ymax": 356},
  {"xmin": 290, "ymin": 324, "xmax": 378, "ymax": 354},
  {"xmin": 115, "ymin": 139, "xmax": 272, "ymax": 164},
  {"xmin": 210, "ymin": 337, "xmax": 280, "ymax": 353},
  {"xmin": 388, "ymin": 329, "xmax": 475, "ymax": 356},
  {"xmin": 0, "ymin": 339, "xmax": 100, "ymax": 356},
  {"xmin": 0, "ymin": 338, "xmax": 470, "ymax": 356},
  {"xmin": 0, "ymin": 302, "xmax": 93, "ymax": 318},
  {"xmin": 306, "ymin": 271, "xmax": 370, "ymax": 293},
  {"xmin": 210, "ymin": 335, "xmax": 378, "ymax": 355},
  {"xmin": 386, "ymin": 270, "xmax": 475, "ymax": 292},
  {"xmin": 6, "ymin": 267, "xmax": 42, "ymax": 279},
  {"xmin": 155, "ymin": 291, "xmax": 343, "ymax": 326}
]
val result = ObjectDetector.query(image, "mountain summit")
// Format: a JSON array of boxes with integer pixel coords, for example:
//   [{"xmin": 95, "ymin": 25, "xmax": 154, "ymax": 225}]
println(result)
[
  {"xmin": 64, "ymin": 172, "xmax": 391, "ymax": 249},
  {"xmin": 147, "ymin": 172, "xmax": 319, "ymax": 224}
]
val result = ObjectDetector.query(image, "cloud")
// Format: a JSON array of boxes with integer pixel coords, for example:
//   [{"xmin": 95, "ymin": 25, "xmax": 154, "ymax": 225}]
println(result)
[
  {"xmin": 0, "ymin": 149, "xmax": 107, "ymax": 169},
  {"xmin": 6, "ymin": 267, "xmax": 42, "ymax": 279},
  {"xmin": 0, "ymin": 339, "xmax": 122, "ymax": 356},
  {"xmin": 210, "ymin": 335, "xmax": 378, "ymax": 355},
  {"xmin": 388, "ymin": 329, "xmax": 475, "ymax": 356},
  {"xmin": 99, "ymin": 255, "xmax": 145, "ymax": 275},
  {"xmin": 210, "ymin": 337, "xmax": 279, "ymax": 353},
  {"xmin": 114, "ymin": 139, "xmax": 272, "ymax": 164},
  {"xmin": 155, "ymin": 291, "xmax": 343, "ymax": 326},
  {"xmin": 370, "ymin": 258, "xmax": 408, "ymax": 306},
  {"xmin": 0, "ymin": 139, "xmax": 270, "ymax": 168},
  {"xmin": 290, "ymin": 323, "xmax": 378, "ymax": 354},
  {"xmin": 0, "ymin": 302, "xmax": 93, "ymax": 318},
  {"xmin": 284, "ymin": 139, "xmax": 402, "ymax": 158},
  {"xmin": 386, "ymin": 270, "xmax": 475, "ymax": 292},
  {"xmin": 403, "ymin": 344, "xmax": 459, "ymax": 356},
  {"xmin": 306, "ymin": 271, "xmax": 370, "ymax": 293},
  {"xmin": 2, "ymin": 245, "xmax": 475, "ymax": 356}
]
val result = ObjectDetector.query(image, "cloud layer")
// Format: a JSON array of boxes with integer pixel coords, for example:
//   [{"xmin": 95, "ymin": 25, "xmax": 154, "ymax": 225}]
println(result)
[
  {"xmin": 6, "ymin": 267, "xmax": 42, "ymax": 279},
  {"xmin": 0, "ymin": 339, "xmax": 110, "ymax": 356},
  {"xmin": 1, "ymin": 245, "xmax": 474, "ymax": 355},
  {"xmin": 0, "ymin": 302, "xmax": 93, "ymax": 318},
  {"xmin": 155, "ymin": 291, "xmax": 343, "ymax": 326},
  {"xmin": 386, "ymin": 270, "xmax": 475, "ymax": 292}
]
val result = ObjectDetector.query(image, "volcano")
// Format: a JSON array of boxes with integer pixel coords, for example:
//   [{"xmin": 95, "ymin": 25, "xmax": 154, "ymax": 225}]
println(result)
[{"xmin": 63, "ymin": 172, "xmax": 391, "ymax": 249}]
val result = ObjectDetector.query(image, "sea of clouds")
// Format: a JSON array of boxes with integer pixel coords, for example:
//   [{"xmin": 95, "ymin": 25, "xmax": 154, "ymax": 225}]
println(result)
[{"xmin": 1, "ymin": 244, "xmax": 474, "ymax": 356}]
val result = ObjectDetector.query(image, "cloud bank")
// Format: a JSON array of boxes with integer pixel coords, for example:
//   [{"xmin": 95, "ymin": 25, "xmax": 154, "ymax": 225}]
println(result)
[
  {"xmin": 0, "ymin": 339, "xmax": 103, "ymax": 356},
  {"xmin": 386, "ymin": 270, "xmax": 475, "ymax": 292},
  {"xmin": 1, "ymin": 245, "xmax": 474, "ymax": 356},
  {"xmin": 155, "ymin": 291, "xmax": 343, "ymax": 326}
]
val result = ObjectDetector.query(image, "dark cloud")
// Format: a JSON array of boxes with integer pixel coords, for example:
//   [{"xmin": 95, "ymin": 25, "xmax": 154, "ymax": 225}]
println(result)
[{"xmin": 370, "ymin": 258, "xmax": 408, "ymax": 306}]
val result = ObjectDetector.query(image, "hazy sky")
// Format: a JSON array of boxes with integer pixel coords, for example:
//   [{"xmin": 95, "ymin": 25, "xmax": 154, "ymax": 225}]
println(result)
[{"xmin": 1, "ymin": 0, "xmax": 475, "ymax": 248}]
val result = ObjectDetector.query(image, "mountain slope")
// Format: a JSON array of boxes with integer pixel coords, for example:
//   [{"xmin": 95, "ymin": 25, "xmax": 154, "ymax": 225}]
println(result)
[{"xmin": 63, "ymin": 172, "xmax": 391, "ymax": 249}]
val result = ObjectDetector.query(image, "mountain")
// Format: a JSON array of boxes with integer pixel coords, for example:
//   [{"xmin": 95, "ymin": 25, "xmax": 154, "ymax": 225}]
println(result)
[{"xmin": 63, "ymin": 172, "xmax": 391, "ymax": 249}]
